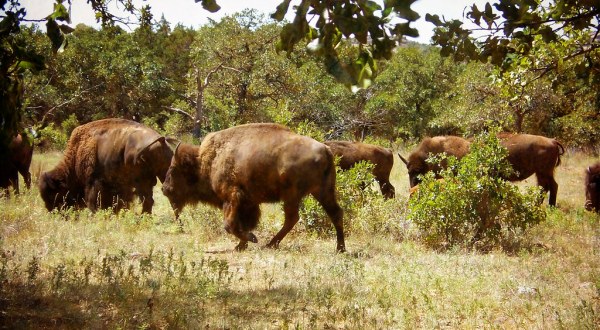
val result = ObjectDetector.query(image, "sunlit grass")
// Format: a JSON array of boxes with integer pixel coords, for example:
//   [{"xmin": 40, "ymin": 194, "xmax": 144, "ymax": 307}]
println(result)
[{"xmin": 0, "ymin": 150, "xmax": 598, "ymax": 328}]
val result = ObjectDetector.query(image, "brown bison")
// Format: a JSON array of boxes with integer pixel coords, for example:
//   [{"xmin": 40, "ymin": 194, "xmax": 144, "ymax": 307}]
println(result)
[
  {"xmin": 161, "ymin": 123, "xmax": 345, "ymax": 252},
  {"xmin": 499, "ymin": 133, "xmax": 564, "ymax": 206},
  {"xmin": 400, "ymin": 133, "xmax": 564, "ymax": 206},
  {"xmin": 39, "ymin": 118, "xmax": 174, "ymax": 213},
  {"xmin": 324, "ymin": 140, "xmax": 395, "ymax": 199},
  {"xmin": 0, "ymin": 133, "xmax": 34, "ymax": 195},
  {"xmin": 0, "ymin": 133, "xmax": 33, "ymax": 194},
  {"xmin": 398, "ymin": 136, "xmax": 470, "ymax": 188},
  {"xmin": 585, "ymin": 162, "xmax": 600, "ymax": 212}
]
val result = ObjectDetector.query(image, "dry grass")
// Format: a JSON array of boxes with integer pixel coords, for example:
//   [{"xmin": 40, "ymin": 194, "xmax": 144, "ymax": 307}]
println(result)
[{"xmin": 0, "ymin": 151, "xmax": 598, "ymax": 329}]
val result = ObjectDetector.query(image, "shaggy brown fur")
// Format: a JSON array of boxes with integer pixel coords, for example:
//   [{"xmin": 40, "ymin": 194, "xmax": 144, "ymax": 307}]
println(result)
[
  {"xmin": 0, "ymin": 133, "xmax": 33, "ymax": 194},
  {"xmin": 499, "ymin": 133, "xmax": 564, "ymax": 206},
  {"xmin": 324, "ymin": 140, "xmax": 395, "ymax": 199},
  {"xmin": 399, "ymin": 136, "xmax": 470, "ymax": 188},
  {"xmin": 39, "ymin": 118, "xmax": 173, "ymax": 213},
  {"xmin": 585, "ymin": 162, "xmax": 600, "ymax": 212},
  {"xmin": 162, "ymin": 123, "xmax": 345, "ymax": 252}
]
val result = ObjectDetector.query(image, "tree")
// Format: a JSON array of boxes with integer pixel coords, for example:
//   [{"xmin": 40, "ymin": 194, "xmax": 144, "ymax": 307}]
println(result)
[{"xmin": 427, "ymin": 1, "xmax": 599, "ymax": 141}]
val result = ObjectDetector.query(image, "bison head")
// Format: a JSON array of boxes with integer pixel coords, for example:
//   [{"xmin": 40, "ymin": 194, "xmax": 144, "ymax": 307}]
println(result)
[
  {"xmin": 162, "ymin": 143, "xmax": 201, "ymax": 217},
  {"xmin": 38, "ymin": 171, "xmax": 78, "ymax": 211},
  {"xmin": 399, "ymin": 152, "xmax": 428, "ymax": 188}
]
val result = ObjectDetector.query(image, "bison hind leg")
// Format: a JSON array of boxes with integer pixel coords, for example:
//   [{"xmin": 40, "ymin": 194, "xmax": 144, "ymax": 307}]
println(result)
[
  {"xmin": 312, "ymin": 189, "xmax": 345, "ymax": 253},
  {"xmin": 537, "ymin": 174, "xmax": 558, "ymax": 206}
]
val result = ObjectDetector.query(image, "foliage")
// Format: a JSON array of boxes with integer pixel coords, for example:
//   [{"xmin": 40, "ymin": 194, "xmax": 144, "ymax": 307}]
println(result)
[
  {"xmin": 37, "ymin": 123, "xmax": 67, "ymax": 151},
  {"xmin": 301, "ymin": 160, "xmax": 379, "ymax": 235},
  {"xmin": 271, "ymin": 0, "xmax": 420, "ymax": 89},
  {"xmin": 408, "ymin": 129, "xmax": 546, "ymax": 250},
  {"xmin": 429, "ymin": 0, "xmax": 599, "ymax": 74}
]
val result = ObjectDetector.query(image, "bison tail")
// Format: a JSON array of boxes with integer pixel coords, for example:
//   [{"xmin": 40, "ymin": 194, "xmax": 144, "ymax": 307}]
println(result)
[{"xmin": 555, "ymin": 140, "xmax": 565, "ymax": 167}]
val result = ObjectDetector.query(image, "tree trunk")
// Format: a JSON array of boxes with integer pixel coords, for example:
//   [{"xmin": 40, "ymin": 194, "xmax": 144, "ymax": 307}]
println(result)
[{"xmin": 194, "ymin": 70, "xmax": 205, "ymax": 138}]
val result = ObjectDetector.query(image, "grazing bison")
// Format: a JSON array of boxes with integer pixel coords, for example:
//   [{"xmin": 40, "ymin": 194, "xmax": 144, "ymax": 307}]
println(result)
[
  {"xmin": 0, "ymin": 133, "xmax": 34, "ymax": 195},
  {"xmin": 499, "ymin": 133, "xmax": 564, "ymax": 206},
  {"xmin": 398, "ymin": 136, "xmax": 470, "ymax": 188},
  {"xmin": 324, "ymin": 140, "xmax": 395, "ymax": 199},
  {"xmin": 585, "ymin": 162, "xmax": 600, "ymax": 212},
  {"xmin": 400, "ymin": 133, "xmax": 564, "ymax": 206},
  {"xmin": 39, "ymin": 118, "xmax": 174, "ymax": 213},
  {"xmin": 161, "ymin": 123, "xmax": 345, "ymax": 252}
]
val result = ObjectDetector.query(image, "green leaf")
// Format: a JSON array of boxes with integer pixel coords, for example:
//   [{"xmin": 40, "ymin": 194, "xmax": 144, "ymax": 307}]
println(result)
[
  {"xmin": 48, "ymin": 1, "xmax": 70, "ymax": 22},
  {"xmin": 271, "ymin": 0, "xmax": 291, "ymax": 21},
  {"xmin": 425, "ymin": 13, "xmax": 443, "ymax": 27},
  {"xmin": 196, "ymin": 0, "xmax": 221, "ymax": 13}
]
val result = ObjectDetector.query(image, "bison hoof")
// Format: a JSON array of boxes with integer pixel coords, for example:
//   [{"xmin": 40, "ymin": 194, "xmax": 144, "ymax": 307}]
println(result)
[
  {"xmin": 265, "ymin": 241, "xmax": 279, "ymax": 249},
  {"xmin": 247, "ymin": 232, "xmax": 258, "ymax": 243},
  {"xmin": 235, "ymin": 241, "xmax": 248, "ymax": 251}
]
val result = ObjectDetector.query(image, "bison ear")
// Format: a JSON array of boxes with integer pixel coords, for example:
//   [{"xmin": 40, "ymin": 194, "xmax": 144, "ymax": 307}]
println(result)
[{"xmin": 398, "ymin": 153, "xmax": 408, "ymax": 166}]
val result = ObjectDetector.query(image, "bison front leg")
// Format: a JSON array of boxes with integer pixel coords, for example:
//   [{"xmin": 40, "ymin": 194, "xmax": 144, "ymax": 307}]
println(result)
[
  {"xmin": 267, "ymin": 200, "xmax": 300, "ymax": 249},
  {"xmin": 378, "ymin": 180, "xmax": 395, "ymax": 199},
  {"xmin": 136, "ymin": 182, "xmax": 155, "ymax": 214}
]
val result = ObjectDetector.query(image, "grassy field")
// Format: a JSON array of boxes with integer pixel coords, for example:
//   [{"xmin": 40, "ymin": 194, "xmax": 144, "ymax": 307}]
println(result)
[{"xmin": 0, "ymin": 150, "xmax": 599, "ymax": 329}]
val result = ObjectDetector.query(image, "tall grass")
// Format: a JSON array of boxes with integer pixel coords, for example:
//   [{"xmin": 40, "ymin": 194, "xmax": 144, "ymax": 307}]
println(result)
[{"xmin": 0, "ymin": 151, "xmax": 598, "ymax": 328}]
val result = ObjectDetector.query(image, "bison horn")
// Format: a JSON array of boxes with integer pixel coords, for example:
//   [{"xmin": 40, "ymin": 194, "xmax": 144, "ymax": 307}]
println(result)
[
  {"xmin": 588, "ymin": 166, "xmax": 592, "ymax": 174},
  {"xmin": 398, "ymin": 153, "xmax": 408, "ymax": 166},
  {"xmin": 165, "ymin": 137, "xmax": 181, "ymax": 152}
]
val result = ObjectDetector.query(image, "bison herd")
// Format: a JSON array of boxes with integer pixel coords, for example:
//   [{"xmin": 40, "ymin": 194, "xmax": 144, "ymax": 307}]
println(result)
[{"xmin": 2, "ymin": 118, "xmax": 600, "ymax": 251}]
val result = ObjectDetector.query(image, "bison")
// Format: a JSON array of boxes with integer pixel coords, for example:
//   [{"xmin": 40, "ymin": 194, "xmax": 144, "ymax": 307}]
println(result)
[
  {"xmin": 161, "ymin": 123, "xmax": 345, "ymax": 252},
  {"xmin": 0, "ymin": 133, "xmax": 34, "ymax": 195},
  {"xmin": 398, "ymin": 136, "xmax": 470, "ymax": 188},
  {"xmin": 585, "ymin": 162, "xmax": 600, "ymax": 212},
  {"xmin": 39, "ymin": 118, "xmax": 174, "ymax": 213},
  {"xmin": 324, "ymin": 140, "xmax": 395, "ymax": 199},
  {"xmin": 400, "ymin": 133, "xmax": 564, "ymax": 206},
  {"xmin": 499, "ymin": 133, "xmax": 564, "ymax": 206}
]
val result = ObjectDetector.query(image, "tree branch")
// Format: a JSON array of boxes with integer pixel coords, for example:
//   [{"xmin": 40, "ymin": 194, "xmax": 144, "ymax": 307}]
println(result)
[
  {"xmin": 38, "ymin": 83, "xmax": 104, "ymax": 130},
  {"xmin": 162, "ymin": 106, "xmax": 194, "ymax": 121}
]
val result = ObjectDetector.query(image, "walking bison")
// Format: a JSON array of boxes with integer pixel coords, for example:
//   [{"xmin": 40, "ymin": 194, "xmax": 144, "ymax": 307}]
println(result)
[
  {"xmin": 39, "ymin": 118, "xmax": 174, "ymax": 213},
  {"xmin": 585, "ymin": 162, "xmax": 600, "ymax": 212},
  {"xmin": 499, "ymin": 133, "xmax": 564, "ymax": 206},
  {"xmin": 398, "ymin": 136, "xmax": 470, "ymax": 188},
  {"xmin": 0, "ymin": 133, "xmax": 34, "ymax": 195},
  {"xmin": 324, "ymin": 140, "xmax": 395, "ymax": 199},
  {"xmin": 161, "ymin": 123, "xmax": 346, "ymax": 252}
]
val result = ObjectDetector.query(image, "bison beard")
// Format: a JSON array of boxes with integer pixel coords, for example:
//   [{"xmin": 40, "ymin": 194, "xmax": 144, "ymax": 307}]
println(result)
[
  {"xmin": 161, "ymin": 123, "xmax": 346, "ymax": 252},
  {"xmin": 324, "ymin": 140, "xmax": 396, "ymax": 199}
]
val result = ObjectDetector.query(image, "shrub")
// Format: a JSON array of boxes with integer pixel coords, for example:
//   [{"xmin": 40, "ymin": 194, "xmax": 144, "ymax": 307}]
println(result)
[
  {"xmin": 408, "ymin": 130, "xmax": 546, "ymax": 250},
  {"xmin": 300, "ymin": 160, "xmax": 380, "ymax": 235},
  {"xmin": 60, "ymin": 114, "xmax": 80, "ymax": 138},
  {"xmin": 37, "ymin": 123, "xmax": 68, "ymax": 151}
]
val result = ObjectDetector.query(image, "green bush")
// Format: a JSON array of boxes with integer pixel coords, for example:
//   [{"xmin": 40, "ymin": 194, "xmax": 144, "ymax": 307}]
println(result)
[
  {"xmin": 37, "ymin": 123, "xmax": 68, "ymax": 151},
  {"xmin": 300, "ymin": 160, "xmax": 380, "ymax": 236},
  {"xmin": 408, "ymin": 130, "xmax": 546, "ymax": 250},
  {"xmin": 60, "ymin": 114, "xmax": 80, "ymax": 138}
]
